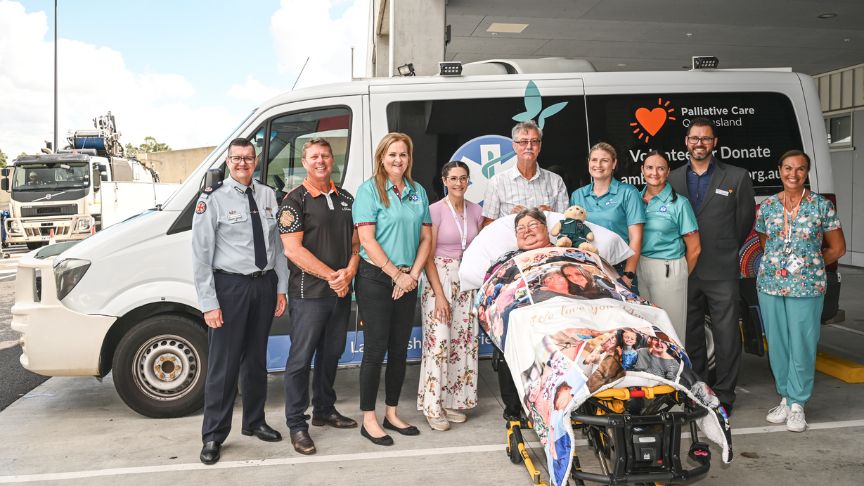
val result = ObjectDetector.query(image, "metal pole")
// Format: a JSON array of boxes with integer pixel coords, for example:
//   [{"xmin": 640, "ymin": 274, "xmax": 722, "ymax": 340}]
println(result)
[
  {"xmin": 53, "ymin": 0, "xmax": 58, "ymax": 153},
  {"xmin": 388, "ymin": 0, "xmax": 394, "ymax": 77}
]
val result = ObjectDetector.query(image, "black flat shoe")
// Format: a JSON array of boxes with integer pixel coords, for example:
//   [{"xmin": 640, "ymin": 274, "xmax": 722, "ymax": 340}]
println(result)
[
  {"xmin": 360, "ymin": 425, "xmax": 394, "ymax": 446},
  {"xmin": 382, "ymin": 418, "xmax": 420, "ymax": 436},
  {"xmin": 242, "ymin": 423, "xmax": 283, "ymax": 442},
  {"xmin": 200, "ymin": 441, "xmax": 221, "ymax": 465}
]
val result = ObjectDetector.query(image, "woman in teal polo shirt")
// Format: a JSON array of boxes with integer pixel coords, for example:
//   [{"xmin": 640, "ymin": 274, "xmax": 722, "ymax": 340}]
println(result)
[
  {"xmin": 757, "ymin": 150, "xmax": 845, "ymax": 433},
  {"xmin": 570, "ymin": 142, "xmax": 646, "ymax": 290},
  {"xmin": 637, "ymin": 151, "xmax": 701, "ymax": 342},
  {"xmin": 353, "ymin": 132, "xmax": 432, "ymax": 446}
]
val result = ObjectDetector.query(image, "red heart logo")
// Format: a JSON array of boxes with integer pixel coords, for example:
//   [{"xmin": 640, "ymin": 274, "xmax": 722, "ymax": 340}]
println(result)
[{"xmin": 635, "ymin": 107, "xmax": 667, "ymax": 136}]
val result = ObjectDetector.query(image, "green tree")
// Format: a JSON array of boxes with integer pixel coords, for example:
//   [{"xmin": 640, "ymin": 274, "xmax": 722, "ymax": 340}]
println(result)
[
  {"xmin": 125, "ymin": 137, "xmax": 170, "ymax": 157},
  {"xmin": 0, "ymin": 148, "xmax": 6, "ymax": 168}
]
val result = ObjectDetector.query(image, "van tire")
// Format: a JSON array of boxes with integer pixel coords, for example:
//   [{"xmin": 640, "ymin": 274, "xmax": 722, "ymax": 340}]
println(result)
[{"xmin": 112, "ymin": 314, "xmax": 208, "ymax": 418}]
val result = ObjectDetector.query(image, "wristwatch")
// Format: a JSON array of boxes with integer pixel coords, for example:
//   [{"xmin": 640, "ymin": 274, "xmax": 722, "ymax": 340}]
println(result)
[{"xmin": 621, "ymin": 271, "xmax": 636, "ymax": 280}]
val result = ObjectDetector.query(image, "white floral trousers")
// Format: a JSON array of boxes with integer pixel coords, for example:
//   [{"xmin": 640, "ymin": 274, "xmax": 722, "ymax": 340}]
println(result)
[{"xmin": 417, "ymin": 256, "xmax": 479, "ymax": 418}]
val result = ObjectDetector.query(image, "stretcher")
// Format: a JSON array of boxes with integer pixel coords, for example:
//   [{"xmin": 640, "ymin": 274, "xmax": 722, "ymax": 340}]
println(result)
[{"xmin": 506, "ymin": 385, "xmax": 712, "ymax": 485}]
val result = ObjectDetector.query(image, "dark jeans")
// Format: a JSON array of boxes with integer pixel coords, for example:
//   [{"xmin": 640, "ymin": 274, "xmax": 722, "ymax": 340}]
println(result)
[
  {"xmin": 685, "ymin": 278, "xmax": 742, "ymax": 405},
  {"xmin": 283, "ymin": 295, "xmax": 351, "ymax": 432},
  {"xmin": 202, "ymin": 271, "xmax": 277, "ymax": 443},
  {"xmin": 355, "ymin": 260, "xmax": 418, "ymax": 411}
]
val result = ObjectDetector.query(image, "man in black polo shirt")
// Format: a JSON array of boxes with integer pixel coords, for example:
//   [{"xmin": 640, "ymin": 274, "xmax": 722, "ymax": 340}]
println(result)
[{"xmin": 278, "ymin": 138, "xmax": 360, "ymax": 455}]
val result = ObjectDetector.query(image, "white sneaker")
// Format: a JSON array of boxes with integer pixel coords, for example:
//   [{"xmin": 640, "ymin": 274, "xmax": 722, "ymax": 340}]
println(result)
[
  {"xmin": 786, "ymin": 404, "xmax": 807, "ymax": 432},
  {"xmin": 444, "ymin": 408, "xmax": 467, "ymax": 423},
  {"xmin": 766, "ymin": 398, "xmax": 789, "ymax": 424},
  {"xmin": 426, "ymin": 414, "xmax": 450, "ymax": 431}
]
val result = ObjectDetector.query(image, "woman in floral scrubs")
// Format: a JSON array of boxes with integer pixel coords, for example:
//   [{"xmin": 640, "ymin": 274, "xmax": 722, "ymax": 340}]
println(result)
[{"xmin": 755, "ymin": 150, "xmax": 846, "ymax": 433}]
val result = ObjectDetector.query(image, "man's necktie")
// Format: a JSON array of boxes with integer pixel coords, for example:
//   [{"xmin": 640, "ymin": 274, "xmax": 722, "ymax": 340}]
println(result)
[{"xmin": 245, "ymin": 187, "xmax": 267, "ymax": 270}]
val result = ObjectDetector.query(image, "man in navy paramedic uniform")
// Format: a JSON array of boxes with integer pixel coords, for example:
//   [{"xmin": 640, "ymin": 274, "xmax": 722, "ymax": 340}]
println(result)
[
  {"xmin": 278, "ymin": 138, "xmax": 360, "ymax": 455},
  {"xmin": 192, "ymin": 138, "xmax": 289, "ymax": 465}
]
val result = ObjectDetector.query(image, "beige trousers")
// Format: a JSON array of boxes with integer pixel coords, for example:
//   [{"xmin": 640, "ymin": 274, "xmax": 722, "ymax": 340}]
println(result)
[{"xmin": 638, "ymin": 256, "xmax": 689, "ymax": 345}]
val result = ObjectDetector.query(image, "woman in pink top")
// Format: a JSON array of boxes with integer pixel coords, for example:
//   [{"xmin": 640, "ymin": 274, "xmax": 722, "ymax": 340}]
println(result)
[{"xmin": 418, "ymin": 161, "xmax": 484, "ymax": 431}]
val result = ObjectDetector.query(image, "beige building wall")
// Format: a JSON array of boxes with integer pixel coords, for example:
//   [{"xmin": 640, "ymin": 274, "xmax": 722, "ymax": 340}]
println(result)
[{"xmin": 137, "ymin": 146, "xmax": 215, "ymax": 184}]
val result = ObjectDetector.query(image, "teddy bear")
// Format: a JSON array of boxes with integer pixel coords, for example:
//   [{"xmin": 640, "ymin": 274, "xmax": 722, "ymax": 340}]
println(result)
[{"xmin": 551, "ymin": 205, "xmax": 598, "ymax": 253}]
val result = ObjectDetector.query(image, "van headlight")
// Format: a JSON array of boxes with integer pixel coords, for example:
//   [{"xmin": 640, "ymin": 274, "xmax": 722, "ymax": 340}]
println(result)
[{"xmin": 54, "ymin": 258, "xmax": 91, "ymax": 300}]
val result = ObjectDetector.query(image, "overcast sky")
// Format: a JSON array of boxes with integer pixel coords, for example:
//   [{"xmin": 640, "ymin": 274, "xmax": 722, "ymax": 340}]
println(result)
[{"xmin": 0, "ymin": 0, "xmax": 370, "ymax": 157}]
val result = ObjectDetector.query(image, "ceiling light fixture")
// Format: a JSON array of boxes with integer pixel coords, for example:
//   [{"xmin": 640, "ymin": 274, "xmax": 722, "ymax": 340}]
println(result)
[{"xmin": 817, "ymin": 13, "xmax": 837, "ymax": 19}]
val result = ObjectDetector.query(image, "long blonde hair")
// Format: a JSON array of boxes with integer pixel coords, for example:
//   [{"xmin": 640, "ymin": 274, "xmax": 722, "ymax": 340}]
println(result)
[{"xmin": 373, "ymin": 132, "xmax": 415, "ymax": 208}]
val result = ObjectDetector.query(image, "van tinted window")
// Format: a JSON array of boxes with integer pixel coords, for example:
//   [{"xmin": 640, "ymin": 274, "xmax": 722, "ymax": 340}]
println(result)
[
  {"xmin": 586, "ymin": 92, "xmax": 802, "ymax": 196},
  {"xmin": 387, "ymin": 95, "xmax": 588, "ymax": 202}
]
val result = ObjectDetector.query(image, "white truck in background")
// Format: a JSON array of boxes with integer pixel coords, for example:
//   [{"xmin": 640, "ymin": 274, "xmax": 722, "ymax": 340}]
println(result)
[{"xmin": 1, "ymin": 113, "xmax": 178, "ymax": 249}]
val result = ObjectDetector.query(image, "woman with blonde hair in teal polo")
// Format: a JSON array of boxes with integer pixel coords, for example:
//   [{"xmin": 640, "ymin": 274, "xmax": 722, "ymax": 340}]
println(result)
[
  {"xmin": 570, "ymin": 142, "xmax": 645, "ymax": 291},
  {"xmin": 638, "ymin": 151, "xmax": 701, "ymax": 343},
  {"xmin": 353, "ymin": 132, "xmax": 433, "ymax": 446},
  {"xmin": 756, "ymin": 150, "xmax": 845, "ymax": 433}
]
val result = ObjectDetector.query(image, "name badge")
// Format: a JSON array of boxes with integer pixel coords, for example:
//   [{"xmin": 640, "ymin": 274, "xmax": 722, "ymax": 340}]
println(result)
[
  {"xmin": 784, "ymin": 253, "xmax": 804, "ymax": 276},
  {"xmin": 227, "ymin": 210, "xmax": 242, "ymax": 222},
  {"xmin": 715, "ymin": 188, "xmax": 729, "ymax": 196}
]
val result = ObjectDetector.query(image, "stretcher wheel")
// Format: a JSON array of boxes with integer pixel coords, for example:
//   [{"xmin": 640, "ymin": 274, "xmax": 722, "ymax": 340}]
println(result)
[{"xmin": 507, "ymin": 427, "xmax": 524, "ymax": 464}]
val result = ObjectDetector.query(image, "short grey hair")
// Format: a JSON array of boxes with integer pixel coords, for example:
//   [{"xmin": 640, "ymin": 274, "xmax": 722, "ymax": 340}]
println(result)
[
  {"xmin": 514, "ymin": 207, "xmax": 547, "ymax": 228},
  {"xmin": 512, "ymin": 120, "xmax": 543, "ymax": 140}
]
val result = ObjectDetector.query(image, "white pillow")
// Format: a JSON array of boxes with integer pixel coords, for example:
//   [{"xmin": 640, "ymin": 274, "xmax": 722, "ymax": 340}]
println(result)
[{"xmin": 458, "ymin": 211, "xmax": 634, "ymax": 291}]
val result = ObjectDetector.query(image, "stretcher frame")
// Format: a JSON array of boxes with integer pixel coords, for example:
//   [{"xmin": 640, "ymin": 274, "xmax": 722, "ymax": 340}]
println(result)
[{"xmin": 505, "ymin": 385, "xmax": 712, "ymax": 485}]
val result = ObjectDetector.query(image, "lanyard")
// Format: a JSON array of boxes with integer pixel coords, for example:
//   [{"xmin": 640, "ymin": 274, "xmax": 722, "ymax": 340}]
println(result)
[
  {"xmin": 444, "ymin": 196, "xmax": 468, "ymax": 251},
  {"xmin": 782, "ymin": 188, "xmax": 805, "ymax": 253}
]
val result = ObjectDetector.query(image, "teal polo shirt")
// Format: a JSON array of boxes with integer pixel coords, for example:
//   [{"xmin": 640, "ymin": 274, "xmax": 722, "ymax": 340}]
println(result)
[
  {"xmin": 570, "ymin": 178, "xmax": 646, "ymax": 243},
  {"xmin": 640, "ymin": 183, "xmax": 699, "ymax": 260},
  {"xmin": 353, "ymin": 177, "xmax": 432, "ymax": 267}
]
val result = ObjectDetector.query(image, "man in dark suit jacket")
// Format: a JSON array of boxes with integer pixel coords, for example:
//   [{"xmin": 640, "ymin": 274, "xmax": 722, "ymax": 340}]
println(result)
[{"xmin": 669, "ymin": 118, "xmax": 755, "ymax": 414}]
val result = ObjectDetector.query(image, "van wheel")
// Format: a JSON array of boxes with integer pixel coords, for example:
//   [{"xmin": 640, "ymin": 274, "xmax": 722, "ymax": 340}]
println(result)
[{"xmin": 112, "ymin": 314, "xmax": 208, "ymax": 418}]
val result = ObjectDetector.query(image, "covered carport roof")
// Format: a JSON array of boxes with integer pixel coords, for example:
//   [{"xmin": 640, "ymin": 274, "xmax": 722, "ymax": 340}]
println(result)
[{"xmin": 444, "ymin": 0, "xmax": 864, "ymax": 74}]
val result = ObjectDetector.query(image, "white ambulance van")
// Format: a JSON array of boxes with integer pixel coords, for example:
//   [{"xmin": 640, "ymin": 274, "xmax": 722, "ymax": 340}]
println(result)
[{"xmin": 11, "ymin": 60, "xmax": 837, "ymax": 417}]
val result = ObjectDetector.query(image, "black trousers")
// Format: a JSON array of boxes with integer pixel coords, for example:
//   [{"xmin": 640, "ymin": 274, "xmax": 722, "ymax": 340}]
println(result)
[
  {"xmin": 202, "ymin": 271, "xmax": 277, "ymax": 443},
  {"xmin": 685, "ymin": 277, "xmax": 742, "ymax": 405},
  {"xmin": 497, "ymin": 353, "xmax": 522, "ymax": 416},
  {"xmin": 355, "ymin": 260, "xmax": 418, "ymax": 411},
  {"xmin": 283, "ymin": 295, "xmax": 351, "ymax": 432}
]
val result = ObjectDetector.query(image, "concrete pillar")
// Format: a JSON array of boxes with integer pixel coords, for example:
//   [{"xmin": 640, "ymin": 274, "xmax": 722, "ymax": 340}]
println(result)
[{"xmin": 371, "ymin": 0, "xmax": 445, "ymax": 77}]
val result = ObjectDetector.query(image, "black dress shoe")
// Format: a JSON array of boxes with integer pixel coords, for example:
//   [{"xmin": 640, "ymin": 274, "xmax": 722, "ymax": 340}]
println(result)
[
  {"xmin": 289, "ymin": 430, "xmax": 317, "ymax": 455},
  {"xmin": 312, "ymin": 411, "xmax": 358, "ymax": 429},
  {"xmin": 360, "ymin": 425, "xmax": 394, "ymax": 446},
  {"xmin": 241, "ymin": 423, "xmax": 283, "ymax": 442},
  {"xmin": 382, "ymin": 418, "xmax": 420, "ymax": 436},
  {"xmin": 200, "ymin": 441, "xmax": 221, "ymax": 465}
]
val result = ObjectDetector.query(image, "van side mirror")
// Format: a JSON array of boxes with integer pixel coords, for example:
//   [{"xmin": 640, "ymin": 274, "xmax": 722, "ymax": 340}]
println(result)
[
  {"xmin": 1, "ymin": 168, "xmax": 9, "ymax": 177},
  {"xmin": 1, "ymin": 178, "xmax": 8, "ymax": 191},
  {"xmin": 204, "ymin": 167, "xmax": 225, "ymax": 191},
  {"xmin": 93, "ymin": 167, "xmax": 103, "ymax": 192}
]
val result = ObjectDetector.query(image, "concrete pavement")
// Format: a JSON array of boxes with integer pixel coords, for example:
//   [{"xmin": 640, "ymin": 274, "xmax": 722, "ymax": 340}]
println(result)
[{"xmin": 0, "ymin": 267, "xmax": 862, "ymax": 485}]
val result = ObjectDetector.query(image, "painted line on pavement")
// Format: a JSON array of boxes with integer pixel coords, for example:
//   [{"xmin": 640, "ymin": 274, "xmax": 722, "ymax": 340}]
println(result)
[
  {"xmin": 1, "ymin": 419, "xmax": 863, "ymax": 483},
  {"xmin": 827, "ymin": 324, "xmax": 864, "ymax": 337},
  {"xmin": 0, "ymin": 340, "xmax": 20, "ymax": 351}
]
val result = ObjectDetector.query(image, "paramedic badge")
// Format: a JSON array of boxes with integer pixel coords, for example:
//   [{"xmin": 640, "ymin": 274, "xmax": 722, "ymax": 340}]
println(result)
[{"xmin": 195, "ymin": 201, "xmax": 207, "ymax": 214}]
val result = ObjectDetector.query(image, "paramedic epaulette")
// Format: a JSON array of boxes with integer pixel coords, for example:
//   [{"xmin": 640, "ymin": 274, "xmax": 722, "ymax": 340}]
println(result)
[{"xmin": 200, "ymin": 179, "xmax": 223, "ymax": 197}]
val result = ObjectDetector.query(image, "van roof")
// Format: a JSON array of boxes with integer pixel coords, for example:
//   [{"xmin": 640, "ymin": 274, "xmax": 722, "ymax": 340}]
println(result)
[{"xmin": 258, "ymin": 68, "xmax": 807, "ymax": 110}]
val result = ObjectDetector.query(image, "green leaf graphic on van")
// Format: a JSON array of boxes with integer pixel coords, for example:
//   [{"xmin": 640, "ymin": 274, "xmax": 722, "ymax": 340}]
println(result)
[{"xmin": 512, "ymin": 81, "xmax": 569, "ymax": 129}]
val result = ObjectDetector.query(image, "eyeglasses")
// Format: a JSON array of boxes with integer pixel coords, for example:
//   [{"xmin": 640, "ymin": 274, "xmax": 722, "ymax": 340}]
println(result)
[
  {"xmin": 445, "ymin": 175, "xmax": 469, "ymax": 183},
  {"xmin": 305, "ymin": 153, "xmax": 333, "ymax": 161},
  {"xmin": 228, "ymin": 155, "xmax": 256, "ymax": 163},
  {"xmin": 514, "ymin": 139, "xmax": 542, "ymax": 147},
  {"xmin": 515, "ymin": 221, "xmax": 543, "ymax": 234},
  {"xmin": 686, "ymin": 136, "xmax": 715, "ymax": 144}
]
